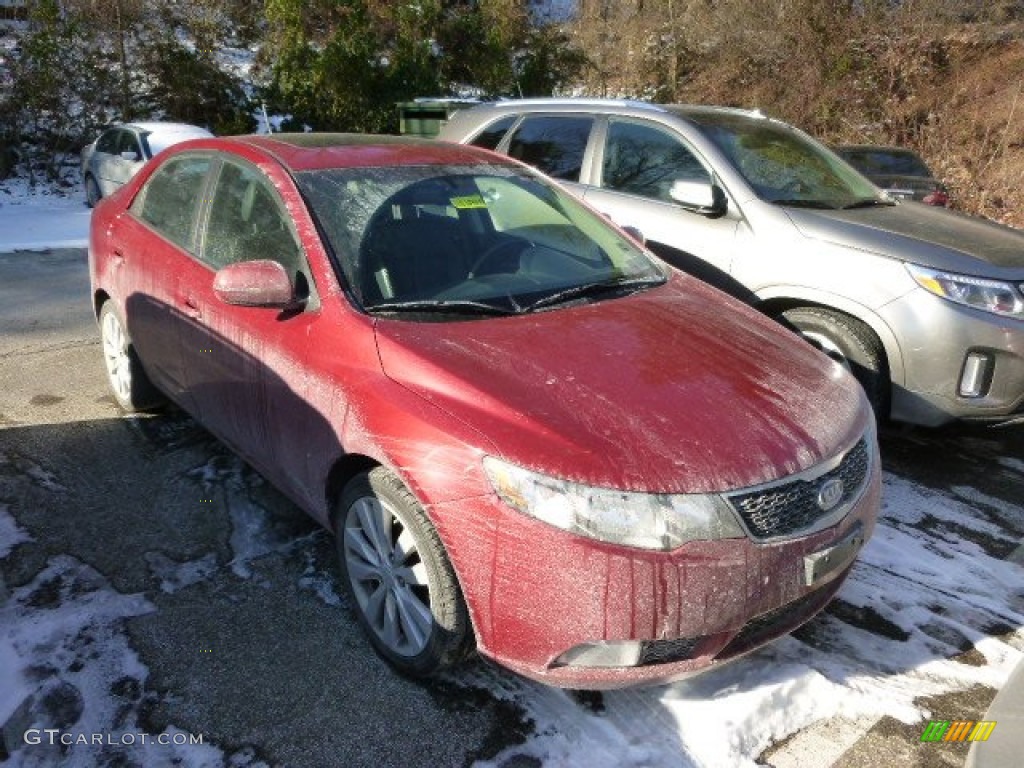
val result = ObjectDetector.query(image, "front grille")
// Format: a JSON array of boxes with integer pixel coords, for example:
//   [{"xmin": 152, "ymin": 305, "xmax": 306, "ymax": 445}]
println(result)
[
  {"xmin": 716, "ymin": 580, "xmax": 840, "ymax": 659},
  {"xmin": 727, "ymin": 439, "xmax": 869, "ymax": 540},
  {"xmin": 638, "ymin": 636, "xmax": 702, "ymax": 666}
]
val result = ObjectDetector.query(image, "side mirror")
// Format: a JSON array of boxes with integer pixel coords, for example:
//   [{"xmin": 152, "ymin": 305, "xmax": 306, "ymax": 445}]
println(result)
[
  {"xmin": 669, "ymin": 180, "xmax": 728, "ymax": 217},
  {"xmin": 213, "ymin": 259, "xmax": 296, "ymax": 308},
  {"xmin": 120, "ymin": 150, "xmax": 140, "ymax": 162}
]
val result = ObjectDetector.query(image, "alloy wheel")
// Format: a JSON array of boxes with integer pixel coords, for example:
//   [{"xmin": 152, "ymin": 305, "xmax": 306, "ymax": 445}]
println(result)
[
  {"xmin": 101, "ymin": 309, "xmax": 132, "ymax": 403},
  {"xmin": 343, "ymin": 495, "xmax": 433, "ymax": 657}
]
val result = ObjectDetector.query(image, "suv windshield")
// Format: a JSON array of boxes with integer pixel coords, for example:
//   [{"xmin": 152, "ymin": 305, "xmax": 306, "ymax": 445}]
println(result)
[
  {"xmin": 683, "ymin": 112, "xmax": 883, "ymax": 209},
  {"xmin": 297, "ymin": 163, "xmax": 664, "ymax": 316}
]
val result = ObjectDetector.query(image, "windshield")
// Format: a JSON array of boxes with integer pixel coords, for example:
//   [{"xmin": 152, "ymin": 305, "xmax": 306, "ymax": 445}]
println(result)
[
  {"xmin": 837, "ymin": 148, "xmax": 933, "ymax": 178},
  {"xmin": 686, "ymin": 113, "xmax": 883, "ymax": 209},
  {"xmin": 296, "ymin": 163, "xmax": 664, "ymax": 316}
]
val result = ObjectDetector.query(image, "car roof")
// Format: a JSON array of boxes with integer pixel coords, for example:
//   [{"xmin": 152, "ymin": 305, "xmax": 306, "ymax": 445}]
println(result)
[
  {"xmin": 123, "ymin": 121, "xmax": 212, "ymax": 135},
  {"xmin": 460, "ymin": 98, "xmax": 768, "ymax": 122},
  {"xmin": 123, "ymin": 122, "xmax": 209, "ymax": 136},
  {"xmin": 228, "ymin": 133, "xmax": 508, "ymax": 171}
]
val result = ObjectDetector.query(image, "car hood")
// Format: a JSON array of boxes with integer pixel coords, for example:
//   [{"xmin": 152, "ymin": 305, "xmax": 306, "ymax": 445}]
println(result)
[
  {"xmin": 373, "ymin": 276, "xmax": 867, "ymax": 495},
  {"xmin": 783, "ymin": 203, "xmax": 1024, "ymax": 277}
]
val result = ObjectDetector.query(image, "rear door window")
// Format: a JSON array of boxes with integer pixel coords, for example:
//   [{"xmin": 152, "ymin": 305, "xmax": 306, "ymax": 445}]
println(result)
[
  {"xmin": 505, "ymin": 115, "xmax": 594, "ymax": 182},
  {"xmin": 130, "ymin": 154, "xmax": 212, "ymax": 251},
  {"xmin": 602, "ymin": 120, "xmax": 710, "ymax": 203}
]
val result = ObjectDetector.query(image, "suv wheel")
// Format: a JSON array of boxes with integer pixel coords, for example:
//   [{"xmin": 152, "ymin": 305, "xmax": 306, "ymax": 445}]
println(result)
[{"xmin": 782, "ymin": 307, "xmax": 889, "ymax": 418}]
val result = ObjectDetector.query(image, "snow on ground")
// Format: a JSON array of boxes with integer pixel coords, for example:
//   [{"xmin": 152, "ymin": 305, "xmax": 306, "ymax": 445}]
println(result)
[
  {"xmin": 0, "ymin": 502, "xmax": 31, "ymax": 558},
  {"xmin": 0, "ymin": 555, "xmax": 232, "ymax": 768},
  {"xmin": 0, "ymin": 451, "xmax": 309, "ymax": 767},
  {"xmin": 0, "ymin": 177, "xmax": 89, "ymax": 251}
]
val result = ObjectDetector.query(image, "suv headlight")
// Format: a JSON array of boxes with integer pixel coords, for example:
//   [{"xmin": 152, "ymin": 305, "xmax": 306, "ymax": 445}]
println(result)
[
  {"xmin": 907, "ymin": 264, "xmax": 1024, "ymax": 318},
  {"xmin": 483, "ymin": 457, "xmax": 743, "ymax": 551}
]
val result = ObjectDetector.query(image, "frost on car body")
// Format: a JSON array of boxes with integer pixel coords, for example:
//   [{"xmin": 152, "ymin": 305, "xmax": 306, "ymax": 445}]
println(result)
[{"xmin": 89, "ymin": 134, "xmax": 880, "ymax": 689}]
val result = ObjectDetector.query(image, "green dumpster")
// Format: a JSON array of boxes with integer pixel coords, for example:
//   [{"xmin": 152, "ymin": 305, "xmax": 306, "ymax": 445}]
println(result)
[{"xmin": 397, "ymin": 100, "xmax": 478, "ymax": 138}]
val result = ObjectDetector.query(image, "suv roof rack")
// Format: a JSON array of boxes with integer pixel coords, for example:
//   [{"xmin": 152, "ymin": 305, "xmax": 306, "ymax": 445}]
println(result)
[{"xmin": 490, "ymin": 97, "xmax": 668, "ymax": 112}]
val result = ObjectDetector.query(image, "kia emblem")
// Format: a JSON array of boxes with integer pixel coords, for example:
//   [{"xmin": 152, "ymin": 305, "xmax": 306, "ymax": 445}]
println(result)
[{"xmin": 817, "ymin": 477, "xmax": 845, "ymax": 511}]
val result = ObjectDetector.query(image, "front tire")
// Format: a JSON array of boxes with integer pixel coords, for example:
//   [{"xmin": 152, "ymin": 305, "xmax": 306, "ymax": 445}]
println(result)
[
  {"xmin": 782, "ymin": 307, "xmax": 889, "ymax": 417},
  {"xmin": 85, "ymin": 174, "xmax": 101, "ymax": 208},
  {"xmin": 99, "ymin": 302, "xmax": 164, "ymax": 412},
  {"xmin": 335, "ymin": 468, "xmax": 470, "ymax": 677}
]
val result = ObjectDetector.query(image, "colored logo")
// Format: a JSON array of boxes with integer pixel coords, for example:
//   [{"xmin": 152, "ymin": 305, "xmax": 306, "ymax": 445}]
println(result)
[
  {"xmin": 920, "ymin": 720, "xmax": 996, "ymax": 743},
  {"xmin": 816, "ymin": 477, "xmax": 844, "ymax": 511}
]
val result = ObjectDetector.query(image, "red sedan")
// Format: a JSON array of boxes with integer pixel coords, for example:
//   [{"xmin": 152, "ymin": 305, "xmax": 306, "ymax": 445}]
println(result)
[{"xmin": 89, "ymin": 134, "xmax": 880, "ymax": 689}]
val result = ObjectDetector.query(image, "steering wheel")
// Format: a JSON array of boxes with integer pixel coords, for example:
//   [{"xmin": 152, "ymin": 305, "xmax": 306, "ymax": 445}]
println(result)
[{"xmin": 468, "ymin": 236, "xmax": 532, "ymax": 278}]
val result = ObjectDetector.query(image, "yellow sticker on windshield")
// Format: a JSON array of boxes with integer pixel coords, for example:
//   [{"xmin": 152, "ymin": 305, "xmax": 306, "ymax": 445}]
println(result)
[{"xmin": 450, "ymin": 194, "xmax": 487, "ymax": 209}]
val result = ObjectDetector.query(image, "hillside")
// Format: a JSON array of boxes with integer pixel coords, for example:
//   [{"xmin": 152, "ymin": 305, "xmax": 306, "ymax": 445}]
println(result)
[{"xmin": 0, "ymin": 2, "xmax": 1022, "ymax": 228}]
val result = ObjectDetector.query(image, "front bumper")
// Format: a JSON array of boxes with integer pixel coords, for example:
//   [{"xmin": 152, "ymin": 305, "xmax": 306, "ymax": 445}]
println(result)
[
  {"xmin": 880, "ymin": 288, "xmax": 1024, "ymax": 426},
  {"xmin": 429, "ymin": 451, "xmax": 881, "ymax": 689}
]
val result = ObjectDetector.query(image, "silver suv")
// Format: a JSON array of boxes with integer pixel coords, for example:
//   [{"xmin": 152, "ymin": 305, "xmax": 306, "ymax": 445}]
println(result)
[{"xmin": 440, "ymin": 99, "xmax": 1024, "ymax": 426}]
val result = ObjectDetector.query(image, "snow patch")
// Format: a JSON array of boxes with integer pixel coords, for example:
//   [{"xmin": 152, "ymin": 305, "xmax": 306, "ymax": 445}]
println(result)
[
  {"xmin": 144, "ymin": 551, "xmax": 219, "ymax": 594},
  {"xmin": 186, "ymin": 455, "xmax": 311, "ymax": 580},
  {"xmin": 0, "ymin": 450, "xmax": 68, "ymax": 493},
  {"xmin": 0, "ymin": 179, "xmax": 89, "ymax": 251},
  {"xmin": 0, "ymin": 502, "xmax": 32, "ymax": 558},
  {"xmin": 0, "ymin": 556, "xmax": 278, "ymax": 766},
  {"xmin": 996, "ymin": 456, "xmax": 1024, "ymax": 474},
  {"xmin": 297, "ymin": 547, "xmax": 344, "ymax": 607}
]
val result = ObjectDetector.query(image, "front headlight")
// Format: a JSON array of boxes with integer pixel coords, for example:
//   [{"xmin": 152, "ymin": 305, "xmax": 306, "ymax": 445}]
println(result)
[
  {"xmin": 907, "ymin": 264, "xmax": 1024, "ymax": 318},
  {"xmin": 482, "ymin": 457, "xmax": 744, "ymax": 551}
]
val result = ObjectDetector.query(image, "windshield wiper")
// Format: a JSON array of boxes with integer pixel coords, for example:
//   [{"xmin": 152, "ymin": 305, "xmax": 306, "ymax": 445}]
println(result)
[
  {"xmin": 770, "ymin": 199, "xmax": 837, "ymax": 210},
  {"xmin": 365, "ymin": 299, "xmax": 518, "ymax": 316},
  {"xmin": 842, "ymin": 198, "xmax": 897, "ymax": 209},
  {"xmin": 525, "ymin": 275, "xmax": 665, "ymax": 312}
]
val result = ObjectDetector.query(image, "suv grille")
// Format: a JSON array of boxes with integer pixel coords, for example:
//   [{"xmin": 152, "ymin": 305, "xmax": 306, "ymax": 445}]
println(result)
[{"xmin": 727, "ymin": 439, "xmax": 869, "ymax": 540}]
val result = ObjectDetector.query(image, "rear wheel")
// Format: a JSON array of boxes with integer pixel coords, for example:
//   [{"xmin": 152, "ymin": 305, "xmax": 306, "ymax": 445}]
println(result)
[
  {"xmin": 782, "ymin": 307, "xmax": 889, "ymax": 417},
  {"xmin": 85, "ymin": 175, "xmax": 101, "ymax": 208},
  {"xmin": 99, "ymin": 302, "xmax": 164, "ymax": 412},
  {"xmin": 335, "ymin": 468, "xmax": 471, "ymax": 677}
]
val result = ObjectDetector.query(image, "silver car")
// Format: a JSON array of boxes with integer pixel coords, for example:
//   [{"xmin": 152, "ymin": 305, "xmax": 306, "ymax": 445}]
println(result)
[
  {"xmin": 80, "ymin": 122, "xmax": 213, "ymax": 207},
  {"xmin": 440, "ymin": 99, "xmax": 1024, "ymax": 426}
]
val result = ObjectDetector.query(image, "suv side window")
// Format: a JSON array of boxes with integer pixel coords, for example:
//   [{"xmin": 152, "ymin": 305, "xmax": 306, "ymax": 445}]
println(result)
[
  {"xmin": 602, "ymin": 120, "xmax": 710, "ymax": 203},
  {"xmin": 116, "ymin": 131, "xmax": 142, "ymax": 160},
  {"xmin": 470, "ymin": 115, "xmax": 517, "ymax": 151},
  {"xmin": 202, "ymin": 160, "xmax": 314, "ymax": 302},
  {"xmin": 96, "ymin": 129, "xmax": 119, "ymax": 154},
  {"xmin": 506, "ymin": 115, "xmax": 594, "ymax": 182},
  {"xmin": 130, "ymin": 154, "xmax": 211, "ymax": 251}
]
